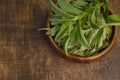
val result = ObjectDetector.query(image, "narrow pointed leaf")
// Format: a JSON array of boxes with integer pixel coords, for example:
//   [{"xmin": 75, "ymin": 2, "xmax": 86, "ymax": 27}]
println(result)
[
  {"xmin": 57, "ymin": 0, "xmax": 82, "ymax": 15},
  {"xmin": 108, "ymin": 14, "xmax": 120, "ymax": 23},
  {"xmin": 71, "ymin": 0, "xmax": 88, "ymax": 9},
  {"xmin": 50, "ymin": 0, "xmax": 74, "ymax": 18},
  {"xmin": 50, "ymin": 18, "xmax": 64, "ymax": 25},
  {"xmin": 91, "ymin": 28, "xmax": 104, "ymax": 46},
  {"xmin": 51, "ymin": 14, "xmax": 62, "ymax": 19},
  {"xmin": 55, "ymin": 22, "xmax": 69, "ymax": 42},
  {"xmin": 90, "ymin": 9, "xmax": 99, "ymax": 29},
  {"xmin": 64, "ymin": 37, "xmax": 70, "ymax": 53},
  {"xmin": 90, "ymin": 20, "xmax": 99, "ymax": 29},
  {"xmin": 77, "ymin": 21, "xmax": 91, "ymax": 49},
  {"xmin": 70, "ymin": 26, "xmax": 78, "ymax": 45}
]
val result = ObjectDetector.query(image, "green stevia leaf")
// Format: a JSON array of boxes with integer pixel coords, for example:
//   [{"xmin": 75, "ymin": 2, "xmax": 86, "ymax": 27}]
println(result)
[
  {"xmin": 68, "ymin": 22, "xmax": 73, "ymax": 36},
  {"xmin": 101, "ymin": 42, "xmax": 109, "ymax": 49},
  {"xmin": 97, "ymin": 37, "xmax": 103, "ymax": 49},
  {"xmin": 90, "ymin": 20, "xmax": 99, "ymax": 29},
  {"xmin": 57, "ymin": 0, "xmax": 82, "ymax": 15},
  {"xmin": 83, "ymin": 29, "xmax": 92, "ymax": 35},
  {"xmin": 39, "ymin": 27, "xmax": 57, "ymax": 36},
  {"xmin": 72, "ymin": 49, "xmax": 85, "ymax": 56},
  {"xmin": 70, "ymin": 25, "xmax": 78, "ymax": 45},
  {"xmin": 55, "ymin": 22, "xmax": 69, "ymax": 43},
  {"xmin": 85, "ymin": 48, "xmax": 97, "ymax": 57},
  {"xmin": 50, "ymin": 0, "xmax": 74, "ymax": 18},
  {"xmin": 50, "ymin": 19, "xmax": 64, "ymax": 25},
  {"xmin": 59, "ymin": 36, "xmax": 67, "ymax": 48},
  {"xmin": 98, "ymin": 14, "xmax": 106, "ymax": 25},
  {"xmin": 101, "ymin": 27, "xmax": 106, "ymax": 41},
  {"xmin": 38, "ymin": 28, "xmax": 50, "ymax": 31},
  {"xmin": 95, "ymin": 5, "xmax": 106, "ymax": 25},
  {"xmin": 64, "ymin": 37, "xmax": 70, "ymax": 53},
  {"xmin": 91, "ymin": 28, "xmax": 104, "ymax": 46},
  {"xmin": 81, "ymin": 24, "xmax": 90, "ymax": 29},
  {"xmin": 64, "ymin": 0, "xmax": 73, "ymax": 2},
  {"xmin": 77, "ymin": 21, "xmax": 91, "ymax": 49},
  {"xmin": 86, "ymin": 31, "xmax": 93, "ymax": 43},
  {"xmin": 46, "ymin": 27, "xmax": 57, "ymax": 36},
  {"xmin": 51, "ymin": 14, "xmax": 62, "ymax": 19},
  {"xmin": 104, "ymin": 23, "xmax": 120, "ymax": 27},
  {"xmin": 102, "ymin": 0, "xmax": 108, "ymax": 21},
  {"xmin": 104, "ymin": 0, "xmax": 108, "ymax": 10},
  {"xmin": 90, "ymin": 8, "xmax": 99, "ymax": 29},
  {"xmin": 80, "ymin": 45, "xmax": 87, "ymax": 51},
  {"xmin": 104, "ymin": 26, "xmax": 112, "ymax": 38},
  {"xmin": 104, "ymin": 0, "xmax": 108, "ymax": 5},
  {"xmin": 71, "ymin": 0, "xmax": 88, "ymax": 9},
  {"xmin": 108, "ymin": 14, "xmax": 120, "ymax": 23}
]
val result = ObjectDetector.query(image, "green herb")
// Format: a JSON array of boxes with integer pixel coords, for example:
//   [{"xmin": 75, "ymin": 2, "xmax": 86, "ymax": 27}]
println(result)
[{"xmin": 42, "ymin": 0, "xmax": 120, "ymax": 57}]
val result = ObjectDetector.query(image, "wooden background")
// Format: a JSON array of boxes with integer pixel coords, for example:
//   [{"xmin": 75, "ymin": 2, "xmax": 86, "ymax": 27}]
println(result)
[{"xmin": 0, "ymin": 0, "xmax": 120, "ymax": 80}]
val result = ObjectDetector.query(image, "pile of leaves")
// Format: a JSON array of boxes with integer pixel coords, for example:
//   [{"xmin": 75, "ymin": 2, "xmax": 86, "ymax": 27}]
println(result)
[{"xmin": 44, "ymin": 0, "xmax": 120, "ymax": 57}]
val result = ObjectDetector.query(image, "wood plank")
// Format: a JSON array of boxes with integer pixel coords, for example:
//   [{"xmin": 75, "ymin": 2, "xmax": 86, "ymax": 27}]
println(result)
[{"xmin": 0, "ymin": 0, "xmax": 120, "ymax": 80}]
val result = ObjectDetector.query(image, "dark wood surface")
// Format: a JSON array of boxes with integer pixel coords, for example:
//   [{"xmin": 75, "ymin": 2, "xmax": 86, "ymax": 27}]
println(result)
[{"xmin": 0, "ymin": 0, "xmax": 120, "ymax": 80}]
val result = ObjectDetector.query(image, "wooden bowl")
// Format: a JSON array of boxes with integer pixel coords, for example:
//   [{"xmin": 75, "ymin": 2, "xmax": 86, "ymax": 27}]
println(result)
[{"xmin": 47, "ymin": 10, "xmax": 118, "ymax": 63}]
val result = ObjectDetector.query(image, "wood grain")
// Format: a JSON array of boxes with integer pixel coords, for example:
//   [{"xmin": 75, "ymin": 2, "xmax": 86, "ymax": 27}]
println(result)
[{"xmin": 0, "ymin": 0, "xmax": 120, "ymax": 80}]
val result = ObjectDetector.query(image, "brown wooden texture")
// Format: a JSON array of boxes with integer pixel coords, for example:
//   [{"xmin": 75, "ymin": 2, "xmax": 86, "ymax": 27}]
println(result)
[{"xmin": 0, "ymin": 0, "xmax": 120, "ymax": 80}]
